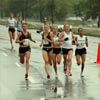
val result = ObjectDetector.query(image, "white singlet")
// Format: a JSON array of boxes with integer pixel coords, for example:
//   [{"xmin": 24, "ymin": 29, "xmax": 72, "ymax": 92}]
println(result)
[
  {"xmin": 61, "ymin": 32, "xmax": 73, "ymax": 49},
  {"xmin": 76, "ymin": 35, "xmax": 86, "ymax": 49},
  {"xmin": 8, "ymin": 18, "xmax": 16, "ymax": 27}
]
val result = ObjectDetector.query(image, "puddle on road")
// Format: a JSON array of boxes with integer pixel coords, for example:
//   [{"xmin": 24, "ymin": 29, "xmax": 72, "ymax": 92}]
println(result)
[{"xmin": 43, "ymin": 78, "xmax": 64, "ymax": 99}]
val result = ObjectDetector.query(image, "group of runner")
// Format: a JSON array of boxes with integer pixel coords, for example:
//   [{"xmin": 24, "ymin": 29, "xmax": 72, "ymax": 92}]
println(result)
[
  {"xmin": 40, "ymin": 18, "xmax": 88, "ymax": 79},
  {"xmin": 7, "ymin": 13, "xmax": 88, "ymax": 80},
  {"xmin": 7, "ymin": 13, "xmax": 36, "ymax": 79}
]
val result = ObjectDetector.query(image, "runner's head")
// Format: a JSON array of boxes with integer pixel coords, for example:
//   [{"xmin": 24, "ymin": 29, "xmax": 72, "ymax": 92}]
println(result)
[
  {"xmin": 51, "ymin": 25, "xmax": 58, "ymax": 34},
  {"xmin": 10, "ymin": 12, "xmax": 14, "ymax": 19},
  {"xmin": 44, "ymin": 25, "xmax": 50, "ymax": 33},
  {"xmin": 63, "ymin": 23, "xmax": 70, "ymax": 32},
  {"xmin": 78, "ymin": 27, "xmax": 83, "ymax": 36},
  {"xmin": 22, "ymin": 23, "xmax": 28, "ymax": 31},
  {"xmin": 43, "ymin": 18, "xmax": 48, "ymax": 24},
  {"xmin": 18, "ymin": 16, "xmax": 22, "ymax": 21}
]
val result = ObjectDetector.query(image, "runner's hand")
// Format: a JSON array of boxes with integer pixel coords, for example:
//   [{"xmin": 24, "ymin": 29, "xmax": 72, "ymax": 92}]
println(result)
[{"xmin": 64, "ymin": 37, "xmax": 69, "ymax": 41}]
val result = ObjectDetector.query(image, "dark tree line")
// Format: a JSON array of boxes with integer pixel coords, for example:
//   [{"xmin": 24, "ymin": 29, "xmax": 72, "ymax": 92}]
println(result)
[{"xmin": 0, "ymin": 0, "xmax": 100, "ymax": 22}]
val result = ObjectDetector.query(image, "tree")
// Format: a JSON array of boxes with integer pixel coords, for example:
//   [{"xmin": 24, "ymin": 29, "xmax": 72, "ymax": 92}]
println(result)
[
  {"xmin": 73, "ymin": 0, "xmax": 100, "ymax": 20},
  {"xmin": 0, "ymin": 0, "xmax": 9, "ymax": 17}
]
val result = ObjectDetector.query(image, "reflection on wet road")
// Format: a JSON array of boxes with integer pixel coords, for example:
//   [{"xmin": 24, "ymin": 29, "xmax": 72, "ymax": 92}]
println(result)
[{"xmin": 0, "ymin": 25, "xmax": 100, "ymax": 100}]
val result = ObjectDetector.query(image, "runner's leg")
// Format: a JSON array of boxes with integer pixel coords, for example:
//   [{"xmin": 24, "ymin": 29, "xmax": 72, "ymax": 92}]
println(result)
[
  {"xmin": 42, "ymin": 50, "xmax": 50, "ymax": 78},
  {"xmin": 25, "ymin": 51, "xmax": 31, "ymax": 78}
]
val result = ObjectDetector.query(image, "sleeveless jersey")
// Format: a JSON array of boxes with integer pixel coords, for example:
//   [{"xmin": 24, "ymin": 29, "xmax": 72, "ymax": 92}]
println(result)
[
  {"xmin": 62, "ymin": 32, "xmax": 73, "ymax": 49},
  {"xmin": 53, "ymin": 33, "xmax": 61, "ymax": 47},
  {"xmin": 76, "ymin": 35, "xmax": 86, "ymax": 49},
  {"xmin": 8, "ymin": 18, "xmax": 16, "ymax": 27},
  {"xmin": 19, "ymin": 32, "xmax": 30, "ymax": 46},
  {"xmin": 42, "ymin": 32, "xmax": 52, "ymax": 47}
]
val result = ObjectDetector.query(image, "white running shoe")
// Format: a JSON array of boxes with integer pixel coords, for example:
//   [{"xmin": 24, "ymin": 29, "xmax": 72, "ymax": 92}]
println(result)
[
  {"xmin": 55, "ymin": 74, "xmax": 58, "ymax": 78},
  {"xmin": 80, "ymin": 73, "xmax": 84, "ymax": 77}
]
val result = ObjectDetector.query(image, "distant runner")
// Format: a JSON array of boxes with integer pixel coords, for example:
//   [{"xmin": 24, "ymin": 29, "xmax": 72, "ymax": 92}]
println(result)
[
  {"xmin": 7, "ymin": 12, "xmax": 17, "ymax": 49},
  {"xmin": 37, "ymin": 18, "xmax": 51, "ymax": 34},
  {"xmin": 75, "ymin": 27, "xmax": 88, "ymax": 77},
  {"xmin": 16, "ymin": 16, "xmax": 23, "ymax": 32}
]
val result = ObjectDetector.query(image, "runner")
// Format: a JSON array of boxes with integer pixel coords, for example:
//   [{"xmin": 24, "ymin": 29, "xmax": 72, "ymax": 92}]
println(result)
[
  {"xmin": 51, "ymin": 25, "xmax": 62, "ymax": 77},
  {"xmin": 42, "ymin": 18, "xmax": 50, "ymax": 32},
  {"xmin": 16, "ymin": 16, "xmax": 23, "ymax": 32},
  {"xmin": 40, "ymin": 25, "xmax": 53, "ymax": 79},
  {"xmin": 37, "ymin": 18, "xmax": 50, "ymax": 34},
  {"xmin": 15, "ymin": 23, "xmax": 36, "ymax": 79},
  {"xmin": 59, "ymin": 23, "xmax": 75, "ymax": 76},
  {"xmin": 75, "ymin": 27, "xmax": 88, "ymax": 77},
  {"xmin": 7, "ymin": 12, "xmax": 17, "ymax": 49}
]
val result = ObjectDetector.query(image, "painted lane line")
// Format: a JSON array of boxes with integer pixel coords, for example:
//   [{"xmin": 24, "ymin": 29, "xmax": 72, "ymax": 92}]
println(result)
[
  {"xmin": 40, "ymin": 98, "xmax": 45, "ymax": 100},
  {"xmin": 28, "ymin": 76, "xmax": 36, "ymax": 83},
  {"xmin": 2, "ymin": 52, "xmax": 8, "ymax": 57},
  {"xmin": 15, "ymin": 62, "xmax": 21, "ymax": 67}
]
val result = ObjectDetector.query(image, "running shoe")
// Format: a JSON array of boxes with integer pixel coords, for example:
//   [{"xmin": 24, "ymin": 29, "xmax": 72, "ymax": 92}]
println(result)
[
  {"xmin": 64, "ymin": 68, "xmax": 67, "ymax": 74},
  {"xmin": 47, "ymin": 75, "xmax": 50, "ymax": 79},
  {"xmin": 25, "ymin": 74, "xmax": 28, "ymax": 79},
  {"xmin": 11, "ymin": 45, "xmax": 14, "ymax": 50},
  {"xmin": 80, "ymin": 73, "xmax": 84, "ymax": 77},
  {"xmin": 68, "ymin": 71, "xmax": 72, "ymax": 76},
  {"xmin": 55, "ymin": 74, "xmax": 58, "ymax": 78}
]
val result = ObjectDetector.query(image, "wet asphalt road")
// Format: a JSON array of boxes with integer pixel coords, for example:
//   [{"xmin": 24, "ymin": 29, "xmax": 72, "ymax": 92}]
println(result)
[{"xmin": 0, "ymin": 25, "xmax": 100, "ymax": 100}]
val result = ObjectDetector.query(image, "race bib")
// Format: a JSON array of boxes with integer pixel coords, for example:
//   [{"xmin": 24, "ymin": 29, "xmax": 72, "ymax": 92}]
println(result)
[
  {"xmin": 42, "ymin": 40, "xmax": 49, "ymax": 45},
  {"xmin": 78, "ymin": 40, "xmax": 85, "ymax": 46},
  {"xmin": 23, "ymin": 39, "xmax": 30, "ymax": 46}
]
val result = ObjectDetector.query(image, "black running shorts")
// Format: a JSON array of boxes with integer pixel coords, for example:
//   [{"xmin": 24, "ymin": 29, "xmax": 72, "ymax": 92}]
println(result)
[
  {"xmin": 8, "ymin": 27, "xmax": 15, "ymax": 33},
  {"xmin": 75, "ymin": 48, "xmax": 87, "ymax": 56},
  {"xmin": 19, "ymin": 46, "xmax": 31, "ymax": 54},
  {"xmin": 62, "ymin": 48, "xmax": 73, "ymax": 54},
  {"xmin": 53, "ymin": 48, "xmax": 61, "ymax": 54}
]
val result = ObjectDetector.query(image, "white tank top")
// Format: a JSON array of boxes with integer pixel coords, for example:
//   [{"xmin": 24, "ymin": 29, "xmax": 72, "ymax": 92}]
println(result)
[
  {"xmin": 8, "ymin": 18, "xmax": 16, "ymax": 27},
  {"xmin": 61, "ymin": 32, "xmax": 73, "ymax": 49},
  {"xmin": 76, "ymin": 35, "xmax": 86, "ymax": 49},
  {"xmin": 54, "ymin": 33, "xmax": 60, "ymax": 44}
]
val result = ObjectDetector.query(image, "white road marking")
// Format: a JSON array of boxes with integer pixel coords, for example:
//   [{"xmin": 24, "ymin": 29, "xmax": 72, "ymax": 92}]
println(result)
[
  {"xmin": 57, "ymin": 87, "xmax": 64, "ymax": 96},
  {"xmin": 15, "ymin": 62, "xmax": 21, "ymax": 67},
  {"xmin": 28, "ymin": 76, "xmax": 36, "ymax": 83},
  {"xmin": 2, "ymin": 52, "xmax": 8, "ymax": 56},
  {"xmin": 40, "ymin": 98, "xmax": 45, "ymax": 100}
]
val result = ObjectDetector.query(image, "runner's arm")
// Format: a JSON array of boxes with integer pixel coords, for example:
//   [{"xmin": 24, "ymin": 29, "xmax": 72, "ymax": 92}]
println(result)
[
  {"xmin": 57, "ymin": 32, "xmax": 64, "ymax": 42},
  {"xmin": 72, "ymin": 33, "xmax": 75, "ymax": 45},
  {"xmin": 44, "ymin": 32, "xmax": 54, "ymax": 43},
  {"xmin": 85, "ymin": 36, "xmax": 88, "ymax": 47},
  {"xmin": 29, "ymin": 33, "xmax": 36, "ymax": 43},
  {"xmin": 15, "ymin": 32, "xmax": 24, "ymax": 43}
]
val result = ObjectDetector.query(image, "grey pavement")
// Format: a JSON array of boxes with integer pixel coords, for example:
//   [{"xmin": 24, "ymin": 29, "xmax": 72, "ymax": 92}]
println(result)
[{"xmin": 0, "ymin": 25, "xmax": 100, "ymax": 100}]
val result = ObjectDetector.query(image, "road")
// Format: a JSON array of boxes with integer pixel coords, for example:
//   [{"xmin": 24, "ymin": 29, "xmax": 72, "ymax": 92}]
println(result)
[{"xmin": 0, "ymin": 25, "xmax": 100, "ymax": 100}]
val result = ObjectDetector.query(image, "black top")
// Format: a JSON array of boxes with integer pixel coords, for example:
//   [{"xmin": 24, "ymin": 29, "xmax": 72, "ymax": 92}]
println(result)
[
  {"xmin": 42, "ymin": 32, "xmax": 52, "ymax": 47},
  {"xmin": 19, "ymin": 32, "xmax": 30, "ymax": 46}
]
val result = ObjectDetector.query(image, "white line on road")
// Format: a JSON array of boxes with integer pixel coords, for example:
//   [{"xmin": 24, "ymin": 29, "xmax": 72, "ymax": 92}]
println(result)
[
  {"xmin": 40, "ymin": 98, "xmax": 45, "ymax": 100},
  {"xmin": 15, "ymin": 62, "xmax": 21, "ymax": 67},
  {"xmin": 2, "ymin": 52, "xmax": 8, "ymax": 56},
  {"xmin": 28, "ymin": 76, "xmax": 36, "ymax": 83}
]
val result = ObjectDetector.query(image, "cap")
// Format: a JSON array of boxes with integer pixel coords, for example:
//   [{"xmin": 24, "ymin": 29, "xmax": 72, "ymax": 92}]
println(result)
[{"xmin": 43, "ymin": 17, "xmax": 48, "ymax": 22}]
